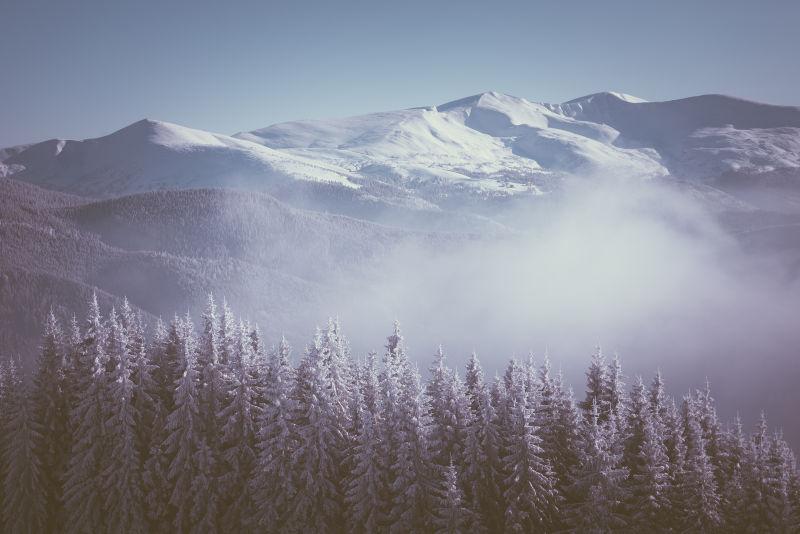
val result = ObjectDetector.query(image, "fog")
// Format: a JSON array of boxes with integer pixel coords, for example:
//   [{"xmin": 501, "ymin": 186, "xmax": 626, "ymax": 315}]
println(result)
[{"xmin": 315, "ymin": 178, "xmax": 800, "ymax": 444}]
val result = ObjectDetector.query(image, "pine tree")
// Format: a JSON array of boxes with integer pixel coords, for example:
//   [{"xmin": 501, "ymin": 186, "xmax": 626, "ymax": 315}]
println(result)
[
  {"xmin": 142, "ymin": 316, "xmax": 182, "ymax": 532},
  {"xmin": 566, "ymin": 400, "xmax": 629, "ymax": 533},
  {"xmin": 288, "ymin": 332, "xmax": 345, "ymax": 532},
  {"xmin": 217, "ymin": 298, "xmax": 236, "ymax": 369},
  {"xmin": 607, "ymin": 353, "xmax": 627, "ymax": 428},
  {"xmin": 30, "ymin": 309, "xmax": 68, "ymax": 530},
  {"xmin": 537, "ymin": 355, "xmax": 582, "ymax": 507},
  {"xmin": 250, "ymin": 336, "xmax": 296, "ymax": 530},
  {"xmin": 218, "ymin": 321, "xmax": 262, "ymax": 531},
  {"xmin": 0, "ymin": 359, "xmax": 10, "ymax": 533},
  {"xmin": 461, "ymin": 354, "xmax": 503, "ymax": 532},
  {"xmin": 378, "ymin": 321, "xmax": 407, "ymax": 529},
  {"xmin": 623, "ymin": 376, "xmax": 670, "ymax": 529},
  {"xmin": 427, "ymin": 350, "xmax": 469, "ymax": 471},
  {"xmin": 389, "ymin": 358, "xmax": 434, "ymax": 533},
  {"xmin": 763, "ymin": 433, "xmax": 794, "ymax": 531},
  {"xmin": 426, "ymin": 346, "xmax": 451, "ymax": 467},
  {"xmin": 432, "ymin": 461, "xmax": 467, "ymax": 534},
  {"xmin": 502, "ymin": 359, "xmax": 558, "ymax": 532},
  {"xmin": 197, "ymin": 295, "xmax": 226, "ymax": 525},
  {"xmin": 345, "ymin": 382, "xmax": 386, "ymax": 533},
  {"xmin": 101, "ymin": 311, "xmax": 146, "ymax": 533},
  {"xmin": 63, "ymin": 293, "xmax": 109, "ymax": 534},
  {"xmin": 163, "ymin": 315, "xmax": 212, "ymax": 533},
  {"xmin": 2, "ymin": 365, "xmax": 47, "ymax": 534},
  {"xmin": 718, "ymin": 414, "xmax": 749, "ymax": 531},
  {"xmin": 677, "ymin": 395, "xmax": 721, "ymax": 532},
  {"xmin": 579, "ymin": 345, "xmax": 611, "ymax": 421}
]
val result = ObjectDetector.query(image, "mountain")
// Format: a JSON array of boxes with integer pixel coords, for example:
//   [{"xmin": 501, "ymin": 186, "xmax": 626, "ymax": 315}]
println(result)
[
  {"xmin": 0, "ymin": 178, "xmax": 449, "ymax": 364},
  {"xmin": 4, "ymin": 91, "xmax": 800, "ymax": 231}
]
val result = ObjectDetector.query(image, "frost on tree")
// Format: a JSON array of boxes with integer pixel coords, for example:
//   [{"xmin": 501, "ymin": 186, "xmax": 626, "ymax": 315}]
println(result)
[{"xmin": 0, "ymin": 298, "xmax": 799, "ymax": 533}]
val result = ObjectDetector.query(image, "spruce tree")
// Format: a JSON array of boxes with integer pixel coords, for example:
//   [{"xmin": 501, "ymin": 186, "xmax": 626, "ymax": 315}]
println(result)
[
  {"xmin": 163, "ymin": 316, "xmax": 211, "ymax": 533},
  {"xmin": 579, "ymin": 345, "xmax": 610, "ymax": 421},
  {"xmin": 218, "ymin": 321, "xmax": 261, "ymax": 531},
  {"xmin": 2, "ymin": 366, "xmax": 47, "ymax": 534},
  {"xmin": 677, "ymin": 395, "xmax": 721, "ymax": 532},
  {"xmin": 502, "ymin": 359, "xmax": 558, "ymax": 532},
  {"xmin": 251, "ymin": 336, "xmax": 297, "ymax": 530},
  {"xmin": 566, "ymin": 400, "xmax": 629, "ymax": 533},
  {"xmin": 142, "ymin": 316, "xmax": 181, "ymax": 532},
  {"xmin": 345, "ymin": 383, "xmax": 386, "ymax": 533},
  {"xmin": 432, "ymin": 461, "xmax": 468, "ymax": 534},
  {"xmin": 287, "ymin": 332, "xmax": 345, "ymax": 532},
  {"xmin": 63, "ymin": 293, "xmax": 109, "ymax": 534},
  {"xmin": 30, "ymin": 310, "xmax": 68, "ymax": 531},
  {"xmin": 389, "ymin": 358, "xmax": 434, "ymax": 533},
  {"xmin": 461, "ymin": 354, "xmax": 503, "ymax": 532},
  {"xmin": 101, "ymin": 311, "xmax": 146, "ymax": 533}
]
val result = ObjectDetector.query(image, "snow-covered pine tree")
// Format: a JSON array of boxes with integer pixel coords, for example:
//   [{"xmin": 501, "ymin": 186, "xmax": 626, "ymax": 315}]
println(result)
[
  {"xmin": 465, "ymin": 351, "xmax": 483, "ymax": 416},
  {"xmin": 142, "ymin": 316, "xmax": 182, "ymax": 532},
  {"xmin": 0, "ymin": 359, "xmax": 9, "ymax": 533},
  {"xmin": 426, "ymin": 346, "xmax": 452, "ymax": 466},
  {"xmin": 163, "ymin": 314, "xmax": 211, "ymax": 533},
  {"xmin": 378, "ymin": 322, "xmax": 407, "ymax": 527},
  {"xmin": 676, "ymin": 395, "xmax": 721, "ymax": 532},
  {"xmin": 2, "ymin": 363, "xmax": 47, "ymax": 534},
  {"xmin": 130, "ymin": 328, "xmax": 157, "ymax": 478},
  {"xmin": 321, "ymin": 318, "xmax": 356, "ymax": 509},
  {"xmin": 63, "ymin": 293, "xmax": 110, "ymax": 534},
  {"xmin": 322, "ymin": 318, "xmax": 353, "ymax": 426},
  {"xmin": 217, "ymin": 297, "xmax": 236, "ymax": 369},
  {"xmin": 345, "ymin": 376, "xmax": 386, "ymax": 533},
  {"xmin": 607, "ymin": 353, "xmax": 627, "ymax": 429},
  {"xmin": 579, "ymin": 345, "xmax": 611, "ymax": 421},
  {"xmin": 218, "ymin": 320, "xmax": 262, "ymax": 531},
  {"xmin": 763, "ymin": 432, "xmax": 795, "ymax": 531},
  {"xmin": 389, "ymin": 357, "xmax": 435, "ymax": 533},
  {"xmin": 536, "ymin": 355, "xmax": 582, "ymax": 510},
  {"xmin": 287, "ymin": 330, "xmax": 345, "ymax": 532},
  {"xmin": 427, "ymin": 357, "xmax": 470, "ymax": 473},
  {"xmin": 718, "ymin": 414, "xmax": 750, "ymax": 531},
  {"xmin": 250, "ymin": 336, "xmax": 296, "ymax": 530},
  {"xmin": 565, "ymin": 399, "xmax": 629, "ymax": 533},
  {"xmin": 30, "ymin": 309, "xmax": 68, "ymax": 531},
  {"xmin": 696, "ymin": 381, "xmax": 728, "ymax": 497},
  {"xmin": 461, "ymin": 353, "xmax": 503, "ymax": 532},
  {"xmin": 101, "ymin": 310, "xmax": 146, "ymax": 533},
  {"xmin": 432, "ymin": 460, "xmax": 468, "ymax": 534},
  {"xmin": 502, "ymin": 359, "xmax": 558, "ymax": 533},
  {"xmin": 648, "ymin": 370, "xmax": 668, "ymax": 435},
  {"xmin": 624, "ymin": 377, "xmax": 670, "ymax": 529}
]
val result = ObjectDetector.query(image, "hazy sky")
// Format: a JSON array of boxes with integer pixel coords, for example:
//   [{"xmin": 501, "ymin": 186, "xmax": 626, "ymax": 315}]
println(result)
[{"xmin": 1, "ymin": 0, "xmax": 798, "ymax": 147}]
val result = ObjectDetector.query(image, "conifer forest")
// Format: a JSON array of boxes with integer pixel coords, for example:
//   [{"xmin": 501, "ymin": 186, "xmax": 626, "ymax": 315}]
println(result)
[{"xmin": 1, "ymin": 294, "xmax": 797, "ymax": 534}]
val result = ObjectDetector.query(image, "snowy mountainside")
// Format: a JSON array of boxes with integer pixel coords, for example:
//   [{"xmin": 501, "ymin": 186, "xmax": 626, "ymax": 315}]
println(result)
[
  {"xmin": 3, "ymin": 119, "xmax": 360, "ymax": 197},
  {"xmin": 3, "ymin": 91, "xmax": 800, "ymax": 231},
  {"xmin": 0, "ymin": 179, "xmax": 449, "ymax": 364}
]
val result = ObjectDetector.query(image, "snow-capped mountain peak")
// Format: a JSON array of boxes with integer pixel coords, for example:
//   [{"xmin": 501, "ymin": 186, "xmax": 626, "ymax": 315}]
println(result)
[{"xmin": 3, "ymin": 91, "xmax": 799, "ymax": 213}]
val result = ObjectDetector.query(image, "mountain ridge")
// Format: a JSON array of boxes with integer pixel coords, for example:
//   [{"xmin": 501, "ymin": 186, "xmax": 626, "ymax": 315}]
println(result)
[{"xmin": 3, "ymin": 91, "xmax": 800, "ymax": 230}]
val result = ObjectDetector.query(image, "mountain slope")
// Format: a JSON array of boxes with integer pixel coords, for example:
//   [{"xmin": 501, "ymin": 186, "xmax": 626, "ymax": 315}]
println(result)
[
  {"xmin": 3, "ymin": 119, "xmax": 361, "ymax": 197},
  {"xmin": 3, "ymin": 91, "xmax": 800, "ymax": 230},
  {"xmin": 0, "ymin": 179, "xmax": 450, "ymax": 364}
]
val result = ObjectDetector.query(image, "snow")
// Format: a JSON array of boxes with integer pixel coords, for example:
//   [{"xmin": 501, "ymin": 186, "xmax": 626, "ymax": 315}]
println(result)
[{"xmin": 3, "ymin": 91, "xmax": 800, "ymax": 204}]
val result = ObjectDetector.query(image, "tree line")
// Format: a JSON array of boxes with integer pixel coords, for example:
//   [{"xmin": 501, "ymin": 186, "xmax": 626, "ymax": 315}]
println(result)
[{"xmin": 0, "ymin": 293, "xmax": 798, "ymax": 533}]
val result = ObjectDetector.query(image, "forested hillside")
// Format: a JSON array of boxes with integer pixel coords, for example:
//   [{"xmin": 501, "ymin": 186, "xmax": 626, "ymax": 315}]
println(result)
[{"xmin": 1, "ymin": 295, "xmax": 797, "ymax": 533}]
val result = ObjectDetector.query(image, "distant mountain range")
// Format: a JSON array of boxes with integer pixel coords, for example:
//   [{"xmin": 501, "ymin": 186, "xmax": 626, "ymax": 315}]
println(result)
[
  {"xmin": 3, "ymin": 91, "xmax": 800, "ymax": 364},
  {"xmin": 4, "ymin": 91, "xmax": 800, "ymax": 226}
]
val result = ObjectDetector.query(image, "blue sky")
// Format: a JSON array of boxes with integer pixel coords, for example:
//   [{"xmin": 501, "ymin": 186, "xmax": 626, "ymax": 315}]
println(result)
[{"xmin": 1, "ymin": 0, "xmax": 798, "ymax": 146}]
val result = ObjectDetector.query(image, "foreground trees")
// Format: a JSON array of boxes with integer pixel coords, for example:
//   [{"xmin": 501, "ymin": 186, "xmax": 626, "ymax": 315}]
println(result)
[{"xmin": 1, "ymin": 294, "xmax": 799, "ymax": 533}]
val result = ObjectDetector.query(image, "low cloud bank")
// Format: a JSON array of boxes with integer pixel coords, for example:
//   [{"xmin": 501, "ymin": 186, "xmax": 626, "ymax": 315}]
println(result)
[{"xmin": 320, "ymin": 178, "xmax": 800, "ymax": 443}]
